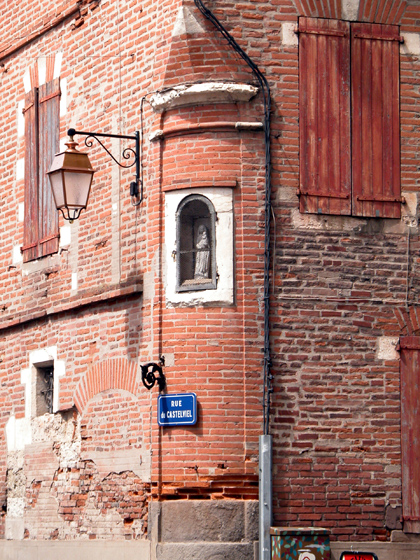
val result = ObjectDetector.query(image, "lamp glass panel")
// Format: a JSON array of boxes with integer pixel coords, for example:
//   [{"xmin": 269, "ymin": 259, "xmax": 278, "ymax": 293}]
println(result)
[
  {"xmin": 49, "ymin": 171, "xmax": 65, "ymax": 208},
  {"xmin": 63, "ymin": 172, "xmax": 92, "ymax": 207}
]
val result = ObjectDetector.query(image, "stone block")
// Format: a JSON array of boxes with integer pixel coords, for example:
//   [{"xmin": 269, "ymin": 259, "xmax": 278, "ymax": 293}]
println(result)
[
  {"xmin": 156, "ymin": 542, "xmax": 254, "ymax": 560},
  {"xmin": 151, "ymin": 499, "xmax": 249, "ymax": 543}
]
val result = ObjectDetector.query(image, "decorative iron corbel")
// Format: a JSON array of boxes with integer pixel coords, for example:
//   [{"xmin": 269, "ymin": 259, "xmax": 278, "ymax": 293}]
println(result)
[{"xmin": 141, "ymin": 359, "xmax": 166, "ymax": 391}]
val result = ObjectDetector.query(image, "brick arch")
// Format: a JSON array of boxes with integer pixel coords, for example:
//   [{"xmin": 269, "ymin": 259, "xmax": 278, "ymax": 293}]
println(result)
[
  {"xmin": 293, "ymin": 0, "xmax": 341, "ymax": 18},
  {"xmin": 292, "ymin": 0, "xmax": 408, "ymax": 22},
  {"xmin": 74, "ymin": 359, "xmax": 139, "ymax": 413},
  {"xmin": 394, "ymin": 306, "xmax": 420, "ymax": 337},
  {"xmin": 357, "ymin": 0, "xmax": 408, "ymax": 24}
]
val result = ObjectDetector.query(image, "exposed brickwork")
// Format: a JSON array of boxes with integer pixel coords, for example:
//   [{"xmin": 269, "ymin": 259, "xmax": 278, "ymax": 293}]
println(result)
[
  {"xmin": 51, "ymin": 465, "xmax": 149, "ymax": 539},
  {"xmin": 152, "ymin": 473, "xmax": 259, "ymax": 500}
]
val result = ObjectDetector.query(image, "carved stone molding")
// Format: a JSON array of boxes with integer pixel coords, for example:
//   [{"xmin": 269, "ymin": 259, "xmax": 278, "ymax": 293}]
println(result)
[{"xmin": 149, "ymin": 82, "xmax": 259, "ymax": 113}]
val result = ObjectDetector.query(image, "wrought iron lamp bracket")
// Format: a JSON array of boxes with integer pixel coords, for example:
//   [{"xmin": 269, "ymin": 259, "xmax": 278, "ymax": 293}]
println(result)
[{"xmin": 67, "ymin": 128, "xmax": 143, "ymax": 205}]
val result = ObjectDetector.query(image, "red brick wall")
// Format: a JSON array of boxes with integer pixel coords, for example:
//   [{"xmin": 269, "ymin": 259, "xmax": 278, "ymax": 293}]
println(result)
[{"xmin": 0, "ymin": 0, "xmax": 419, "ymax": 546}]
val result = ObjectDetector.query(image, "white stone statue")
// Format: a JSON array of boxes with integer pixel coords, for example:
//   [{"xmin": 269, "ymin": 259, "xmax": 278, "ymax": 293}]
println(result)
[{"xmin": 194, "ymin": 225, "xmax": 210, "ymax": 279}]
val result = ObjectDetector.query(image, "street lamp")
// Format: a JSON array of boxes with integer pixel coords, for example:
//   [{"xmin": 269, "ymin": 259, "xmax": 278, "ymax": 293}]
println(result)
[
  {"xmin": 47, "ymin": 134, "xmax": 95, "ymax": 222},
  {"xmin": 48, "ymin": 128, "xmax": 142, "ymax": 222}
]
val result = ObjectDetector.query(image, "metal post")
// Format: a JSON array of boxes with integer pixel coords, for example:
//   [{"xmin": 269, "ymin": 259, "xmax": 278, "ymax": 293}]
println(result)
[{"xmin": 259, "ymin": 434, "xmax": 272, "ymax": 560}]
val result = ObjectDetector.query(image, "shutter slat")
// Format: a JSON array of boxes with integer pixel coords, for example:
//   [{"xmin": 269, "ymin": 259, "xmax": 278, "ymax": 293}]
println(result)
[{"xmin": 299, "ymin": 17, "xmax": 351, "ymax": 215}]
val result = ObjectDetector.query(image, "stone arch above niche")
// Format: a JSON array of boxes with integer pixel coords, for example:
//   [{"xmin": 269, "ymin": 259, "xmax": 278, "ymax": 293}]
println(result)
[{"xmin": 74, "ymin": 358, "xmax": 138, "ymax": 413}]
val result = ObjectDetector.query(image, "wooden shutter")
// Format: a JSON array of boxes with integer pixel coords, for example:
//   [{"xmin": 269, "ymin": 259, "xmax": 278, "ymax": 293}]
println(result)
[
  {"xmin": 351, "ymin": 23, "xmax": 401, "ymax": 218},
  {"xmin": 22, "ymin": 79, "xmax": 60, "ymax": 262},
  {"xmin": 38, "ymin": 79, "xmax": 60, "ymax": 257},
  {"xmin": 23, "ymin": 87, "xmax": 39, "ymax": 263},
  {"xmin": 400, "ymin": 336, "xmax": 420, "ymax": 534},
  {"xmin": 299, "ymin": 17, "xmax": 351, "ymax": 216}
]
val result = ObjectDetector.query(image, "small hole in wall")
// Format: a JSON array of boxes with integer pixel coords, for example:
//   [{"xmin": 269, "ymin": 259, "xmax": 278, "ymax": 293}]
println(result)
[{"xmin": 35, "ymin": 365, "xmax": 54, "ymax": 415}]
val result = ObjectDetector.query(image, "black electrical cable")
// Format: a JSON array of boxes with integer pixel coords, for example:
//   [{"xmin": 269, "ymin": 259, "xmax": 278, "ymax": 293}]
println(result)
[{"xmin": 194, "ymin": 0, "xmax": 273, "ymax": 435}]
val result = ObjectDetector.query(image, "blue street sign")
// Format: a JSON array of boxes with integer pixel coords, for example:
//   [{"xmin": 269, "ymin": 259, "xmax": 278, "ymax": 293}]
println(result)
[{"xmin": 158, "ymin": 393, "xmax": 197, "ymax": 426}]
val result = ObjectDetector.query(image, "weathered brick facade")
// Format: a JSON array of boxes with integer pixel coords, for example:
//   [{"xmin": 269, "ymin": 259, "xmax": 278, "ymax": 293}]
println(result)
[{"xmin": 1, "ymin": 0, "xmax": 420, "ymax": 558}]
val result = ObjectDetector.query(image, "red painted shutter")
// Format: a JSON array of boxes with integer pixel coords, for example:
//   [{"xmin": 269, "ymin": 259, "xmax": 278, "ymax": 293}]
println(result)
[
  {"xmin": 400, "ymin": 336, "xmax": 420, "ymax": 534},
  {"xmin": 22, "ymin": 79, "xmax": 60, "ymax": 262},
  {"xmin": 351, "ymin": 23, "xmax": 401, "ymax": 218},
  {"xmin": 23, "ymin": 88, "xmax": 40, "ymax": 263},
  {"xmin": 38, "ymin": 79, "xmax": 60, "ymax": 257},
  {"xmin": 299, "ymin": 17, "xmax": 351, "ymax": 216}
]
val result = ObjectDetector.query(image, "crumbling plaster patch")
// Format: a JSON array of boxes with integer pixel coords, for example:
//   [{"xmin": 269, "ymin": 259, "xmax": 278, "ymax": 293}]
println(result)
[
  {"xmin": 6, "ymin": 416, "xmax": 31, "ymax": 452},
  {"xmin": 5, "ymin": 406, "xmax": 149, "ymax": 540},
  {"xmin": 5, "ymin": 411, "xmax": 81, "ymax": 540},
  {"xmin": 86, "ymin": 448, "xmax": 151, "ymax": 480}
]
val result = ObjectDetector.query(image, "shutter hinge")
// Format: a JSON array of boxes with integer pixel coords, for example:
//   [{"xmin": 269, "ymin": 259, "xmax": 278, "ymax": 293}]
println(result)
[
  {"xmin": 21, "ymin": 242, "xmax": 38, "ymax": 252},
  {"xmin": 22, "ymin": 102, "xmax": 34, "ymax": 114},
  {"xmin": 299, "ymin": 190, "xmax": 350, "ymax": 200},
  {"xmin": 39, "ymin": 90, "xmax": 61, "ymax": 104},
  {"xmin": 353, "ymin": 32, "xmax": 404, "ymax": 43},
  {"xmin": 39, "ymin": 234, "xmax": 60, "ymax": 245},
  {"xmin": 297, "ymin": 28, "xmax": 347, "ymax": 38},
  {"xmin": 356, "ymin": 195, "xmax": 405, "ymax": 203}
]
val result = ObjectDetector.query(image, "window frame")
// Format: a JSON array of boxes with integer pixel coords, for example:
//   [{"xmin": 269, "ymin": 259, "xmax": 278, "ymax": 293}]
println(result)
[{"xmin": 164, "ymin": 187, "xmax": 234, "ymax": 307}]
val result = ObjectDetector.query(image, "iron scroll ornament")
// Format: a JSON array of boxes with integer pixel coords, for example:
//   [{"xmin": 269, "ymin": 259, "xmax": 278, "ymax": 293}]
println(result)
[
  {"xmin": 141, "ymin": 362, "xmax": 166, "ymax": 391},
  {"xmin": 67, "ymin": 128, "xmax": 142, "ymax": 205}
]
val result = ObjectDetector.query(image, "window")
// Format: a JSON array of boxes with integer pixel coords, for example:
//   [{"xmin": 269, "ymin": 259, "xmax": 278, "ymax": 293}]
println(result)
[
  {"xmin": 22, "ymin": 78, "xmax": 60, "ymax": 262},
  {"xmin": 35, "ymin": 365, "xmax": 54, "ymax": 416},
  {"xmin": 176, "ymin": 194, "xmax": 216, "ymax": 292},
  {"xmin": 298, "ymin": 18, "xmax": 401, "ymax": 219}
]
